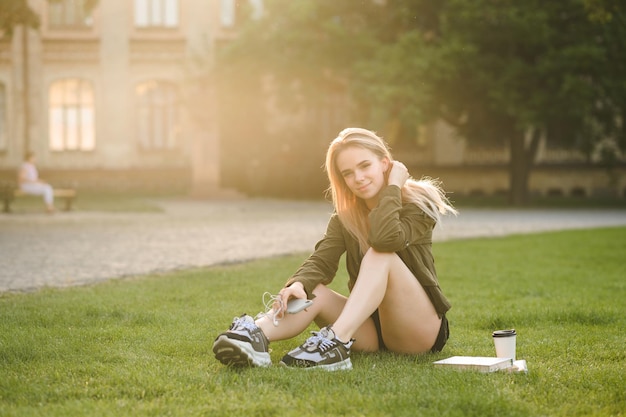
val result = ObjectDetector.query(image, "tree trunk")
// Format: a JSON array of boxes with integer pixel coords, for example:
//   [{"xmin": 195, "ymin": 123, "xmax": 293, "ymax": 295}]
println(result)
[{"xmin": 508, "ymin": 128, "xmax": 541, "ymax": 205}]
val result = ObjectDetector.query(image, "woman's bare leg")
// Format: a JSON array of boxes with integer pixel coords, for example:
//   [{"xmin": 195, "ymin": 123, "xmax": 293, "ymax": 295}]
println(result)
[
  {"xmin": 332, "ymin": 249, "xmax": 442, "ymax": 354},
  {"xmin": 256, "ymin": 285, "xmax": 380, "ymax": 352},
  {"xmin": 309, "ymin": 285, "xmax": 380, "ymax": 352},
  {"xmin": 255, "ymin": 299, "xmax": 321, "ymax": 342}
]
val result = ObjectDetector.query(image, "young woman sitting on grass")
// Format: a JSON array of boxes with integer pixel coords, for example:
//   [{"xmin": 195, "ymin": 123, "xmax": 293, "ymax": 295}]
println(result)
[{"xmin": 213, "ymin": 127, "xmax": 458, "ymax": 371}]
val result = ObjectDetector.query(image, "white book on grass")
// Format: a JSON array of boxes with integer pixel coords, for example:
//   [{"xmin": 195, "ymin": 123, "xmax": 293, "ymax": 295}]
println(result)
[{"xmin": 433, "ymin": 356, "xmax": 513, "ymax": 373}]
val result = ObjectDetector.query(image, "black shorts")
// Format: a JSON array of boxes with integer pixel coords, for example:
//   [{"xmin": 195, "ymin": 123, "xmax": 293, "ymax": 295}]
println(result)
[{"xmin": 371, "ymin": 310, "xmax": 449, "ymax": 353}]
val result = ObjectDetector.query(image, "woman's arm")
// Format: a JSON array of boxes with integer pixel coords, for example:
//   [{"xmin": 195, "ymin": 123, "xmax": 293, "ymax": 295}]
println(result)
[
  {"xmin": 284, "ymin": 214, "xmax": 346, "ymax": 298},
  {"xmin": 368, "ymin": 185, "xmax": 435, "ymax": 252}
]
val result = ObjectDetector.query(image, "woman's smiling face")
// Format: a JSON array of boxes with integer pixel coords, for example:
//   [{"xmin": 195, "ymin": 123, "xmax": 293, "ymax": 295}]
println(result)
[{"xmin": 336, "ymin": 146, "xmax": 389, "ymax": 209}]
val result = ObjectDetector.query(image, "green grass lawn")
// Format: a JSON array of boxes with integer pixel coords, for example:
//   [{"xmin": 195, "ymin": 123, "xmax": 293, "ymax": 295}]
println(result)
[{"xmin": 1, "ymin": 227, "xmax": 625, "ymax": 416}]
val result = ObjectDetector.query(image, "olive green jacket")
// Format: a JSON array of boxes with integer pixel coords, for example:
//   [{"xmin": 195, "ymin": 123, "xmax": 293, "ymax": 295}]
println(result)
[{"xmin": 285, "ymin": 185, "xmax": 451, "ymax": 317}]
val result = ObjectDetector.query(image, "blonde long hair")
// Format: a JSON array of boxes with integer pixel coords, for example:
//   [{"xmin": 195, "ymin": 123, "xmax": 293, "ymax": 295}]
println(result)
[{"xmin": 325, "ymin": 127, "xmax": 458, "ymax": 252}]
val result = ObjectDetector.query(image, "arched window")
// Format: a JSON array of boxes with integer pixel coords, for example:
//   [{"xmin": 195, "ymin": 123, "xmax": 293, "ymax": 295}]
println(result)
[
  {"xmin": 135, "ymin": 81, "xmax": 179, "ymax": 150},
  {"xmin": 49, "ymin": 79, "xmax": 95, "ymax": 151}
]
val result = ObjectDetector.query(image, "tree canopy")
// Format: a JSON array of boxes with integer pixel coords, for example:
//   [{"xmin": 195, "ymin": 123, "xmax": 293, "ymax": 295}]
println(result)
[
  {"xmin": 0, "ymin": 0, "xmax": 100, "ymax": 39},
  {"xmin": 0, "ymin": 0, "xmax": 40, "ymax": 38},
  {"xmin": 219, "ymin": 0, "xmax": 625, "ymax": 203}
]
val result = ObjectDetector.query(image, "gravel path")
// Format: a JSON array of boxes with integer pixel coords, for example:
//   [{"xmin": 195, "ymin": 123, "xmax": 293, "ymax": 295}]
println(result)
[{"xmin": 1, "ymin": 199, "xmax": 625, "ymax": 293}]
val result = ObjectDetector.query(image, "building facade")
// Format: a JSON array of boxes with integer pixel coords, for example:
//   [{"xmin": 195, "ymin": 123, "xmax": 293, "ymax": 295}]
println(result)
[
  {"xmin": 0, "ymin": 1, "xmax": 622, "ymax": 199},
  {"xmin": 0, "ymin": 0, "xmax": 253, "ymax": 194}
]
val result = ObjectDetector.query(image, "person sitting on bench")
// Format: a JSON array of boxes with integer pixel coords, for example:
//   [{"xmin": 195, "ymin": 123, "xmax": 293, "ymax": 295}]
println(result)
[{"xmin": 18, "ymin": 151, "xmax": 56, "ymax": 213}]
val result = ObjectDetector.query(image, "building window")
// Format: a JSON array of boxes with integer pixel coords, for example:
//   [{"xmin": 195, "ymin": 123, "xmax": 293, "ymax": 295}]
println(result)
[
  {"xmin": 135, "ymin": 81, "xmax": 179, "ymax": 150},
  {"xmin": 48, "ymin": 0, "xmax": 94, "ymax": 29},
  {"xmin": 49, "ymin": 79, "xmax": 96, "ymax": 152},
  {"xmin": 135, "ymin": 0, "xmax": 179, "ymax": 28},
  {"xmin": 220, "ymin": 0, "xmax": 264, "ymax": 28}
]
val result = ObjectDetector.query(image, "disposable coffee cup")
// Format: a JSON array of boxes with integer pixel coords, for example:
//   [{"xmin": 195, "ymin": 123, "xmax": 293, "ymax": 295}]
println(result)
[{"xmin": 492, "ymin": 329, "xmax": 516, "ymax": 360}]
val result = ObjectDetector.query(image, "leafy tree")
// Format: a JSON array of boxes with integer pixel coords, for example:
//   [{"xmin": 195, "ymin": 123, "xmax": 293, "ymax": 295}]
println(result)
[
  {"xmin": 216, "ymin": 0, "xmax": 385, "ymax": 196},
  {"xmin": 219, "ymin": 0, "xmax": 625, "ymax": 202},
  {"xmin": 0, "ymin": 0, "xmax": 99, "ymax": 39},
  {"xmin": 370, "ymin": 0, "xmax": 625, "ymax": 202},
  {"xmin": 381, "ymin": 0, "xmax": 625, "ymax": 204}
]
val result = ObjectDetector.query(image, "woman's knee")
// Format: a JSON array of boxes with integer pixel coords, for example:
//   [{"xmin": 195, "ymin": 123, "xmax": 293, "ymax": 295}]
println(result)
[{"xmin": 362, "ymin": 247, "xmax": 399, "ymax": 265}]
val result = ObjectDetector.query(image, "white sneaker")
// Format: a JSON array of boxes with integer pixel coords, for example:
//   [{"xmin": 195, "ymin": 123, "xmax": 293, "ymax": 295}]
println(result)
[
  {"xmin": 279, "ymin": 326, "xmax": 353, "ymax": 371},
  {"xmin": 213, "ymin": 314, "xmax": 271, "ymax": 367}
]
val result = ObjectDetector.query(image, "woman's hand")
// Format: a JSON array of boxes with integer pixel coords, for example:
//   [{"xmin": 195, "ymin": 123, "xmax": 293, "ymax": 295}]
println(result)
[
  {"xmin": 273, "ymin": 282, "xmax": 308, "ymax": 317},
  {"xmin": 387, "ymin": 160, "xmax": 410, "ymax": 188}
]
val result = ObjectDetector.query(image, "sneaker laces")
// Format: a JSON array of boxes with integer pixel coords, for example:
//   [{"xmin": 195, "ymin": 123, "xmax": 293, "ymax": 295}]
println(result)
[
  {"xmin": 304, "ymin": 329, "xmax": 337, "ymax": 352},
  {"xmin": 255, "ymin": 292, "xmax": 285, "ymax": 327},
  {"xmin": 231, "ymin": 315, "xmax": 257, "ymax": 331}
]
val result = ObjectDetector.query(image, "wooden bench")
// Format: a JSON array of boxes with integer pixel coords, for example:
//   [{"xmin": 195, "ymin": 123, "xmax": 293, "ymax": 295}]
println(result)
[{"xmin": 2, "ymin": 186, "xmax": 77, "ymax": 213}]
